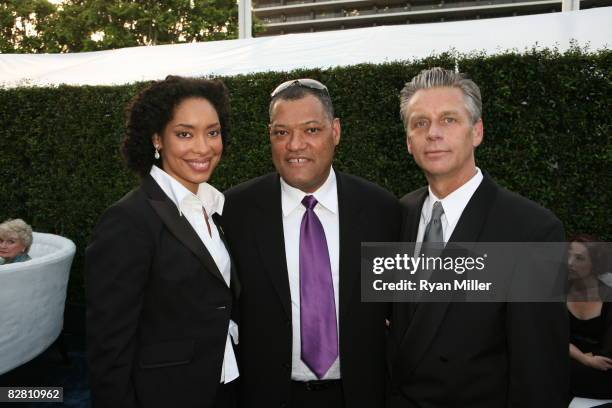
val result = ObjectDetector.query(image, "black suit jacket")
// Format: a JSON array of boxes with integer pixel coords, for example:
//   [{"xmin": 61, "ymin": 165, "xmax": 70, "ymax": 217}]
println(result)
[
  {"xmin": 388, "ymin": 173, "xmax": 569, "ymax": 408},
  {"xmin": 222, "ymin": 170, "xmax": 401, "ymax": 408},
  {"xmin": 85, "ymin": 175, "xmax": 240, "ymax": 408}
]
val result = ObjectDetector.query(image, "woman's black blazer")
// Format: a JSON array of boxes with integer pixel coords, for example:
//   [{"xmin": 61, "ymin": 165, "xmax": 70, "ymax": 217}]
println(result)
[{"xmin": 85, "ymin": 175, "xmax": 240, "ymax": 408}]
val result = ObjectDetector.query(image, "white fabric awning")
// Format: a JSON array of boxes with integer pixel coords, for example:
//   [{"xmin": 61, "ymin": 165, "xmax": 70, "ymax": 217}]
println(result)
[{"xmin": 0, "ymin": 7, "xmax": 610, "ymax": 88}]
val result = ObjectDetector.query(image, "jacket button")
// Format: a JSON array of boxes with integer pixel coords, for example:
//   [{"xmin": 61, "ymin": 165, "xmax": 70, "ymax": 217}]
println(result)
[{"xmin": 439, "ymin": 356, "xmax": 449, "ymax": 363}]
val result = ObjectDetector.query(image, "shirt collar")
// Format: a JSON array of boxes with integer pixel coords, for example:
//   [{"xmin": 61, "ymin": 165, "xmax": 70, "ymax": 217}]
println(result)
[
  {"xmin": 150, "ymin": 165, "xmax": 225, "ymax": 216},
  {"xmin": 280, "ymin": 167, "xmax": 338, "ymax": 217},
  {"xmin": 422, "ymin": 167, "xmax": 483, "ymax": 226}
]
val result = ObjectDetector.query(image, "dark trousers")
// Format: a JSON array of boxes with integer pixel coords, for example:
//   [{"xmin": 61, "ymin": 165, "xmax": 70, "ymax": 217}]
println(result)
[
  {"xmin": 213, "ymin": 379, "xmax": 238, "ymax": 408},
  {"xmin": 289, "ymin": 380, "xmax": 344, "ymax": 408},
  {"xmin": 571, "ymin": 358, "xmax": 612, "ymax": 399}
]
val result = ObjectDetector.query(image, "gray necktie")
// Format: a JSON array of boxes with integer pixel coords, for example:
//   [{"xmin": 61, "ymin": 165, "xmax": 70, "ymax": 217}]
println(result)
[
  {"xmin": 416, "ymin": 201, "xmax": 445, "ymax": 303},
  {"xmin": 423, "ymin": 201, "xmax": 445, "ymax": 247},
  {"xmin": 420, "ymin": 201, "xmax": 445, "ymax": 269}
]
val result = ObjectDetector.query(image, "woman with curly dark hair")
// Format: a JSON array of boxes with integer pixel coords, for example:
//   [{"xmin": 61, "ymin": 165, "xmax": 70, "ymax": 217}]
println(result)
[{"xmin": 86, "ymin": 76, "xmax": 239, "ymax": 408}]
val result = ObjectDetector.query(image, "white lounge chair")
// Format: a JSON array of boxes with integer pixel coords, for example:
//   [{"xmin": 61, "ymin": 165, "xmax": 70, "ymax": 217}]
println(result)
[{"xmin": 0, "ymin": 232, "xmax": 75, "ymax": 375}]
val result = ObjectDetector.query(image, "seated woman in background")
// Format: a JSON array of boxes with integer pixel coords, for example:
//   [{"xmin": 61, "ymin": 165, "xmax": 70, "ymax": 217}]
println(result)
[
  {"xmin": 567, "ymin": 234, "xmax": 612, "ymax": 399},
  {"xmin": 0, "ymin": 219, "xmax": 33, "ymax": 265}
]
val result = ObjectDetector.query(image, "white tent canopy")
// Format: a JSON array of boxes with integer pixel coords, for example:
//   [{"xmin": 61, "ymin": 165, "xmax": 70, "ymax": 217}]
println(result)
[{"xmin": 0, "ymin": 7, "xmax": 610, "ymax": 88}]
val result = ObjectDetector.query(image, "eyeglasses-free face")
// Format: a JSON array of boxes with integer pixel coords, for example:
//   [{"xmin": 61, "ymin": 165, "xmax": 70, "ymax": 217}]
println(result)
[
  {"xmin": 405, "ymin": 87, "xmax": 482, "ymax": 197},
  {"xmin": 152, "ymin": 97, "xmax": 223, "ymax": 194},
  {"xmin": 269, "ymin": 94, "xmax": 340, "ymax": 193},
  {"xmin": 0, "ymin": 236, "xmax": 26, "ymax": 261}
]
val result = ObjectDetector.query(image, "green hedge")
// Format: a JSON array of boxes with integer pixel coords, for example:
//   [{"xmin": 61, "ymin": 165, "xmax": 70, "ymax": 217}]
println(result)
[{"xmin": 1, "ymin": 47, "xmax": 610, "ymax": 303}]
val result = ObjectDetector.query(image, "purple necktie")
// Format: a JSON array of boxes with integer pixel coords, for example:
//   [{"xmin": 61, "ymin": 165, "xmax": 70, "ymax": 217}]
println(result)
[{"xmin": 299, "ymin": 195, "xmax": 338, "ymax": 379}]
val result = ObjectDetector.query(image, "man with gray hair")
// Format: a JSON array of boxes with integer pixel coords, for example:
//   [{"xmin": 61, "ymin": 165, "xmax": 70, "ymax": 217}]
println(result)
[{"xmin": 387, "ymin": 67, "xmax": 568, "ymax": 407}]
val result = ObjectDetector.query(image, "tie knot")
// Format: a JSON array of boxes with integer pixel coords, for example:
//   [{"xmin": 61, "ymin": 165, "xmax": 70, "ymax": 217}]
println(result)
[
  {"xmin": 431, "ymin": 201, "xmax": 444, "ymax": 221},
  {"xmin": 302, "ymin": 195, "xmax": 318, "ymax": 210}
]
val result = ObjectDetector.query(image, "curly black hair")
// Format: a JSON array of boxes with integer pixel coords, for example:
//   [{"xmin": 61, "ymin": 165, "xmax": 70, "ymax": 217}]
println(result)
[{"xmin": 122, "ymin": 75, "xmax": 231, "ymax": 177}]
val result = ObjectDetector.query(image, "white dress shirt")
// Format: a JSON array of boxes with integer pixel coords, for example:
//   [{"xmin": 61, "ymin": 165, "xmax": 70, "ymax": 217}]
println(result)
[
  {"xmin": 280, "ymin": 168, "xmax": 341, "ymax": 381},
  {"xmin": 150, "ymin": 165, "xmax": 239, "ymax": 384},
  {"xmin": 416, "ymin": 168, "xmax": 484, "ymax": 248}
]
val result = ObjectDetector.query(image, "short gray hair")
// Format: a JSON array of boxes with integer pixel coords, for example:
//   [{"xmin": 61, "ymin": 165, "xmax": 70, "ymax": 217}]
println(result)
[
  {"xmin": 399, "ymin": 67, "xmax": 482, "ymax": 129},
  {"xmin": 0, "ymin": 218, "xmax": 33, "ymax": 252}
]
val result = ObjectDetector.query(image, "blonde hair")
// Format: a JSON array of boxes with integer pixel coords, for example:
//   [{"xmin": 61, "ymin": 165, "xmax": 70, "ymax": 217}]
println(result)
[{"xmin": 0, "ymin": 218, "xmax": 33, "ymax": 252}]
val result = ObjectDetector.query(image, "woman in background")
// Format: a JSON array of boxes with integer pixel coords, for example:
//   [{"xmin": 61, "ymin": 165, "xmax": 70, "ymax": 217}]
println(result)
[
  {"xmin": 86, "ymin": 76, "xmax": 239, "ymax": 408},
  {"xmin": 0, "ymin": 219, "xmax": 33, "ymax": 265},
  {"xmin": 567, "ymin": 234, "xmax": 612, "ymax": 399}
]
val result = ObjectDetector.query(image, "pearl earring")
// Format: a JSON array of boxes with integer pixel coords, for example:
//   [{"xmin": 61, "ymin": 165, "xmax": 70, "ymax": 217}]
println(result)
[{"xmin": 154, "ymin": 146, "xmax": 160, "ymax": 160}]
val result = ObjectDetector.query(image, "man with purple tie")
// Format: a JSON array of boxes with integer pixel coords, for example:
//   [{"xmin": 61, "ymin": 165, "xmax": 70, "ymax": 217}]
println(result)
[{"xmin": 223, "ymin": 79, "xmax": 401, "ymax": 407}]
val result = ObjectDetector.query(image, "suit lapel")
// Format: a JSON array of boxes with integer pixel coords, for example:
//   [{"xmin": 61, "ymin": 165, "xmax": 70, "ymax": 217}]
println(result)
[
  {"xmin": 400, "ymin": 187, "xmax": 427, "ymax": 242},
  {"xmin": 447, "ymin": 173, "xmax": 497, "ymax": 243},
  {"xmin": 142, "ymin": 175, "xmax": 227, "ymax": 286},
  {"xmin": 212, "ymin": 213, "xmax": 241, "ymax": 300},
  {"xmin": 252, "ymin": 174, "xmax": 292, "ymax": 319},
  {"xmin": 394, "ymin": 188, "xmax": 427, "ymax": 339},
  {"xmin": 336, "ymin": 172, "xmax": 366, "ymax": 323}
]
